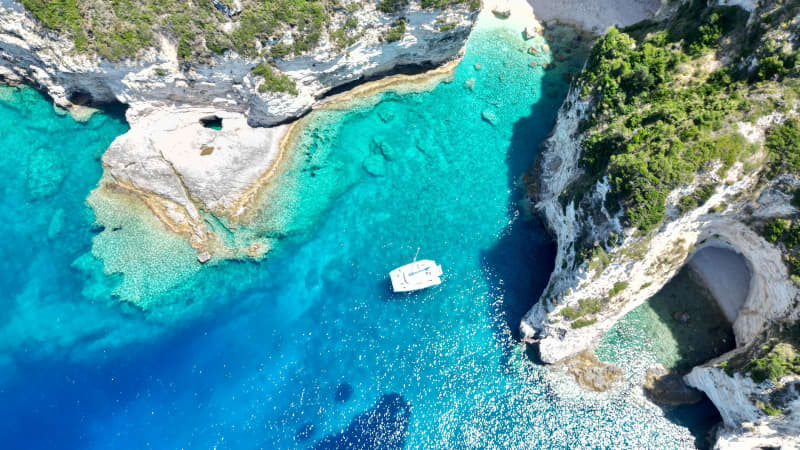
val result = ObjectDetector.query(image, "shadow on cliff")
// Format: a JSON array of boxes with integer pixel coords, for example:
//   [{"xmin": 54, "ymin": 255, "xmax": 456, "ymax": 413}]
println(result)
[{"xmin": 480, "ymin": 28, "xmax": 587, "ymax": 355}]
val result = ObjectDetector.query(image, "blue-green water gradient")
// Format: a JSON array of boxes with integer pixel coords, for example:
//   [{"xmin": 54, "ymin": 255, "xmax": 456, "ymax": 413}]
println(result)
[{"xmin": 1, "ymin": 25, "xmax": 710, "ymax": 448}]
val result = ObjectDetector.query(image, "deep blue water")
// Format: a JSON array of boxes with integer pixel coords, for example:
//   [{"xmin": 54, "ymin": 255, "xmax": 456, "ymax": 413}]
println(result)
[{"xmin": 2, "ymin": 21, "xmax": 710, "ymax": 449}]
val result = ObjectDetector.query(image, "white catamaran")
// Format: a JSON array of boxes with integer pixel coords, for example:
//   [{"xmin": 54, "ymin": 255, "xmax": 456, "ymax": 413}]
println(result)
[{"xmin": 390, "ymin": 249, "xmax": 443, "ymax": 293}]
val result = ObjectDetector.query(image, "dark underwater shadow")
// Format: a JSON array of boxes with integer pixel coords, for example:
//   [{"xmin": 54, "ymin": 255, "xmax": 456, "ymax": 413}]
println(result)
[
  {"xmin": 480, "ymin": 25, "xmax": 590, "ymax": 353},
  {"xmin": 310, "ymin": 393, "xmax": 411, "ymax": 450}
]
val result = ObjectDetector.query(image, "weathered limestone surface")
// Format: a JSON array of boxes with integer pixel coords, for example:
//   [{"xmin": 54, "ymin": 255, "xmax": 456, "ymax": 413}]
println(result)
[
  {"xmin": 0, "ymin": 0, "xmax": 477, "ymax": 258},
  {"xmin": 518, "ymin": 1, "xmax": 799, "ymax": 447}
]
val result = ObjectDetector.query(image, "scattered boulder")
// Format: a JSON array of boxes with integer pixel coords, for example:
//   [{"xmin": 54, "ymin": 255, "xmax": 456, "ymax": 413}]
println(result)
[
  {"xmin": 560, "ymin": 350, "xmax": 623, "ymax": 392},
  {"xmin": 527, "ymin": 46, "xmax": 540, "ymax": 55},
  {"xmin": 643, "ymin": 365, "xmax": 704, "ymax": 406},
  {"xmin": 473, "ymin": 62, "xmax": 482, "ymax": 70},
  {"xmin": 47, "ymin": 208, "xmax": 65, "ymax": 240},
  {"xmin": 363, "ymin": 154, "xmax": 387, "ymax": 176},
  {"xmin": 197, "ymin": 251, "xmax": 211, "ymax": 263},
  {"xmin": 464, "ymin": 78, "xmax": 475, "ymax": 91},
  {"xmin": 523, "ymin": 24, "xmax": 542, "ymax": 40},
  {"xmin": 673, "ymin": 311, "xmax": 691, "ymax": 323},
  {"xmin": 377, "ymin": 108, "xmax": 395, "ymax": 123},
  {"xmin": 491, "ymin": 6, "xmax": 511, "ymax": 18},
  {"xmin": 481, "ymin": 110, "xmax": 499, "ymax": 126}
]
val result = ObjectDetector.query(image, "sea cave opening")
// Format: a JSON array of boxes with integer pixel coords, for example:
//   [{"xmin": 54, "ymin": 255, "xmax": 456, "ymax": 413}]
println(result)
[
  {"xmin": 200, "ymin": 115, "xmax": 223, "ymax": 130},
  {"xmin": 605, "ymin": 244, "xmax": 752, "ymax": 375},
  {"xmin": 599, "ymin": 244, "xmax": 753, "ymax": 448}
]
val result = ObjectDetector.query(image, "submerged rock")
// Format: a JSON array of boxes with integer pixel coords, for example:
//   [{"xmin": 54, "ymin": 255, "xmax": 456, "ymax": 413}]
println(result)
[
  {"xmin": 295, "ymin": 422, "xmax": 316, "ymax": 442},
  {"xmin": 464, "ymin": 78, "xmax": 475, "ymax": 91},
  {"xmin": 26, "ymin": 147, "xmax": 67, "ymax": 200},
  {"xmin": 363, "ymin": 154, "xmax": 387, "ymax": 176},
  {"xmin": 313, "ymin": 393, "xmax": 411, "ymax": 449},
  {"xmin": 335, "ymin": 382, "xmax": 354, "ymax": 402},
  {"xmin": 559, "ymin": 350, "xmax": 622, "ymax": 392},
  {"xmin": 643, "ymin": 365, "xmax": 703, "ymax": 406},
  {"xmin": 481, "ymin": 110, "xmax": 499, "ymax": 126}
]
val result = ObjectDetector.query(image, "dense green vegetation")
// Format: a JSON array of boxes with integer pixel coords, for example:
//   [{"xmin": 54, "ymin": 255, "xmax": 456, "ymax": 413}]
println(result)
[
  {"xmin": 724, "ymin": 321, "xmax": 800, "ymax": 386},
  {"xmin": 384, "ymin": 19, "xmax": 406, "ymax": 43},
  {"xmin": 763, "ymin": 218, "xmax": 790, "ymax": 243},
  {"xmin": 571, "ymin": 318, "xmax": 598, "ymax": 329},
  {"xmin": 765, "ymin": 118, "xmax": 800, "ymax": 176},
  {"xmin": 609, "ymin": 281, "xmax": 628, "ymax": 297},
  {"xmin": 560, "ymin": 298, "xmax": 604, "ymax": 321},
  {"xmin": 377, "ymin": 0, "xmax": 408, "ymax": 13},
  {"xmin": 678, "ymin": 184, "xmax": 715, "ymax": 214},
  {"xmin": 22, "ymin": 0, "xmax": 233, "ymax": 61},
  {"xmin": 573, "ymin": 0, "xmax": 800, "ymax": 233},
  {"xmin": 20, "ymin": 0, "xmax": 476, "ymax": 62}
]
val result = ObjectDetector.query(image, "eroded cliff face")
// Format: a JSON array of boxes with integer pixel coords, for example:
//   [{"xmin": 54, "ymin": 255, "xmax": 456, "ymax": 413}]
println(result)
[
  {"xmin": 521, "ymin": 0, "xmax": 800, "ymax": 446},
  {"xmin": 0, "ymin": 0, "xmax": 476, "ymax": 259}
]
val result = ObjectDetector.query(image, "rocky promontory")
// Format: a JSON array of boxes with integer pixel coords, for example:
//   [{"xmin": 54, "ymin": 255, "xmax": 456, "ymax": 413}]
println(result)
[
  {"xmin": 0, "ymin": 0, "xmax": 477, "ymax": 262},
  {"xmin": 521, "ymin": 0, "xmax": 800, "ymax": 446}
]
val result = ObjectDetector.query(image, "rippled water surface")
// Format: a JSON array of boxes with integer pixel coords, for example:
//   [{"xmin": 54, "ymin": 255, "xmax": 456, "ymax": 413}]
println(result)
[{"xmin": 2, "ymin": 19, "xmax": 713, "ymax": 449}]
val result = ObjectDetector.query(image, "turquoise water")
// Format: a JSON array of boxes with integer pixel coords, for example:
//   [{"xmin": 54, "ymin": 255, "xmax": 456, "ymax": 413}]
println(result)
[{"xmin": 2, "ymin": 24, "xmax": 713, "ymax": 449}]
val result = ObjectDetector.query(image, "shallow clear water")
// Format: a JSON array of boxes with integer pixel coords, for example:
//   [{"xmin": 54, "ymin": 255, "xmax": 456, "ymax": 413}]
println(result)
[{"xmin": 2, "ymin": 23, "xmax": 713, "ymax": 449}]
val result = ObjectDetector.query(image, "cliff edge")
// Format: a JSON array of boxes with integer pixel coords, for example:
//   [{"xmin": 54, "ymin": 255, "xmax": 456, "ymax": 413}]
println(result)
[{"xmin": 521, "ymin": 0, "xmax": 800, "ymax": 446}]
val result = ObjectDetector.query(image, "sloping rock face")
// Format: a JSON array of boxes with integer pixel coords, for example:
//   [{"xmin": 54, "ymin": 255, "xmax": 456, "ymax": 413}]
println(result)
[
  {"xmin": 0, "ymin": 0, "xmax": 476, "ymax": 258},
  {"xmin": 520, "ymin": 0, "xmax": 800, "ymax": 446}
]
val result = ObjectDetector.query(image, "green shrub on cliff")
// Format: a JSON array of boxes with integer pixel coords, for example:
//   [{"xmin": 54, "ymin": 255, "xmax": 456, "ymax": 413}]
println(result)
[
  {"xmin": 763, "ymin": 218, "xmax": 789, "ymax": 243},
  {"xmin": 560, "ymin": 298, "xmax": 604, "ymax": 321},
  {"xmin": 765, "ymin": 118, "xmax": 800, "ymax": 175},
  {"xmin": 573, "ymin": 0, "xmax": 775, "ymax": 232},
  {"xmin": 19, "ymin": 0, "xmax": 88, "ymax": 49},
  {"xmin": 746, "ymin": 340, "xmax": 800, "ymax": 383},
  {"xmin": 384, "ymin": 19, "xmax": 406, "ymax": 43},
  {"xmin": 20, "ymin": 0, "xmax": 474, "ymax": 61},
  {"xmin": 571, "ymin": 318, "xmax": 598, "ymax": 329},
  {"xmin": 251, "ymin": 63, "xmax": 298, "ymax": 95}
]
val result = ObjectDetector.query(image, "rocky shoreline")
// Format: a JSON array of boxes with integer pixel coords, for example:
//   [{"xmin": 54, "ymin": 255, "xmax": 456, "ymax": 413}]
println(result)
[
  {"xmin": 0, "ymin": 0, "xmax": 477, "ymax": 264},
  {"xmin": 4, "ymin": 0, "xmax": 799, "ymax": 446},
  {"xmin": 520, "ymin": 0, "xmax": 800, "ymax": 447}
]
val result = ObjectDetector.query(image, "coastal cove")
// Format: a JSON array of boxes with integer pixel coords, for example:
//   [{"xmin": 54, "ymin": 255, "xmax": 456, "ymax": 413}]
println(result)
[{"xmin": 1, "ymin": 7, "xmax": 729, "ymax": 450}]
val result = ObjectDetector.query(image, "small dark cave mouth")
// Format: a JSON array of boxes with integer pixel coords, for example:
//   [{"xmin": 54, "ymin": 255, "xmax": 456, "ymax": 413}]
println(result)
[{"xmin": 200, "ymin": 115, "xmax": 223, "ymax": 130}]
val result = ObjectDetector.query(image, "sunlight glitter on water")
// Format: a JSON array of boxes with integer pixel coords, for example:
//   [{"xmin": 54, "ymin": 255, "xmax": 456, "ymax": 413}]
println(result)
[{"xmin": 1, "ymin": 10, "xmax": 713, "ymax": 449}]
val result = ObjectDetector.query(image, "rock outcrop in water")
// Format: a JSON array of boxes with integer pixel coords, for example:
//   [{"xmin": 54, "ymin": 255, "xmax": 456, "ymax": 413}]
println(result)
[
  {"xmin": 522, "ymin": 0, "xmax": 800, "ymax": 447},
  {"xmin": 0, "ymin": 0, "xmax": 476, "ymax": 260}
]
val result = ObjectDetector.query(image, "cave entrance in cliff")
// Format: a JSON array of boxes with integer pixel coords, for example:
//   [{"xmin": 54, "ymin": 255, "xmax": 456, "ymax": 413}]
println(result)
[
  {"xmin": 605, "ymin": 245, "xmax": 751, "ymax": 375},
  {"xmin": 200, "ymin": 115, "xmax": 223, "ymax": 130},
  {"xmin": 605, "ymin": 245, "xmax": 752, "ymax": 445},
  {"xmin": 634, "ymin": 245, "xmax": 752, "ymax": 374}
]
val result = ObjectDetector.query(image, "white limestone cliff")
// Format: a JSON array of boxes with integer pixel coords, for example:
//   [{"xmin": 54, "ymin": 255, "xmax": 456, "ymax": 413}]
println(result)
[
  {"xmin": 0, "ymin": 0, "xmax": 476, "ymax": 258},
  {"xmin": 519, "ymin": 1, "xmax": 800, "ymax": 445},
  {"xmin": 685, "ymin": 364, "xmax": 800, "ymax": 449}
]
